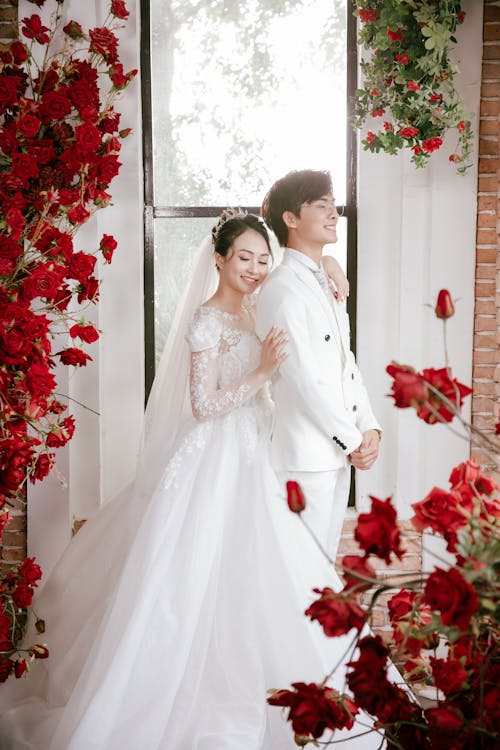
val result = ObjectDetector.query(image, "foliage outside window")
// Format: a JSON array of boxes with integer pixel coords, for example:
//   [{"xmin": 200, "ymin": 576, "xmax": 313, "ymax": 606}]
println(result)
[{"xmin": 353, "ymin": 0, "xmax": 473, "ymax": 172}]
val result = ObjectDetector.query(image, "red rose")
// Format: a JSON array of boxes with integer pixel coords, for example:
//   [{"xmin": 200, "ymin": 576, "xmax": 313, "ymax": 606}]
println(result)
[
  {"xmin": 341, "ymin": 555, "xmax": 375, "ymax": 592},
  {"xmin": 346, "ymin": 635, "xmax": 389, "ymax": 712},
  {"xmin": 387, "ymin": 28, "xmax": 403, "ymax": 42},
  {"xmin": 411, "ymin": 487, "xmax": 468, "ymax": 550},
  {"xmin": 67, "ymin": 251, "xmax": 97, "ymax": 282},
  {"xmin": 67, "ymin": 203, "xmax": 91, "ymax": 225},
  {"xmin": 449, "ymin": 459, "xmax": 498, "ymax": 499},
  {"xmin": 91, "ymin": 153, "xmax": 122, "ymax": 185},
  {"xmin": 388, "ymin": 589, "xmax": 418, "ymax": 623},
  {"xmin": 268, "ymin": 683, "xmax": 357, "ymax": 738},
  {"xmin": 27, "ymin": 138, "xmax": 55, "ymax": 164},
  {"xmin": 99, "ymin": 110, "xmax": 121, "ymax": 134},
  {"xmin": 365, "ymin": 131, "xmax": 377, "ymax": 146},
  {"xmin": 422, "ymin": 137, "xmax": 443, "ymax": 153},
  {"xmin": 39, "ymin": 90, "xmax": 72, "ymax": 122},
  {"xmin": 74, "ymin": 122, "xmax": 101, "ymax": 159},
  {"xmin": 111, "ymin": 0, "xmax": 130, "ymax": 19},
  {"xmin": 0, "ymin": 511, "xmax": 11, "ymax": 534},
  {"xmin": 354, "ymin": 495, "xmax": 404, "ymax": 563},
  {"xmin": 109, "ymin": 63, "xmax": 137, "ymax": 89},
  {"xmin": 430, "ymin": 657, "xmax": 468, "ymax": 696},
  {"xmin": 77, "ymin": 276, "xmax": 99, "ymax": 304},
  {"xmin": 46, "ymin": 415, "xmax": 75, "ymax": 448},
  {"xmin": 5, "ymin": 208, "xmax": 26, "ymax": 240},
  {"xmin": 11, "ymin": 153, "xmax": 39, "ymax": 186},
  {"xmin": 68, "ymin": 80, "xmax": 99, "ymax": 115},
  {"xmin": 435, "ymin": 289, "xmax": 455, "ymax": 319},
  {"xmin": 457, "ymin": 120, "xmax": 466, "ymax": 132},
  {"xmin": 62, "ymin": 20, "xmax": 84, "ymax": 39},
  {"xmin": 395, "ymin": 53, "xmax": 409, "ymax": 65},
  {"xmin": 21, "ymin": 14, "xmax": 50, "ymax": 44},
  {"xmin": 35, "ymin": 226, "xmax": 73, "ymax": 261},
  {"xmin": 30, "ymin": 644, "xmax": 49, "ymax": 659},
  {"xmin": 407, "ymin": 80, "xmax": 420, "ymax": 91},
  {"xmin": 371, "ymin": 108, "xmax": 385, "ymax": 117},
  {"xmin": 305, "ymin": 588, "xmax": 366, "ymax": 637},
  {"xmin": 17, "ymin": 113, "xmax": 42, "ymax": 139},
  {"xmin": 57, "ymin": 347, "xmax": 93, "ymax": 367},
  {"xmin": 417, "ymin": 368, "xmax": 472, "ymax": 424},
  {"xmin": 423, "ymin": 567, "xmax": 479, "ymax": 630},
  {"xmin": 14, "ymin": 659, "xmax": 27, "ymax": 679},
  {"xmin": 69, "ymin": 324, "xmax": 99, "ymax": 344},
  {"xmin": 25, "ymin": 361, "xmax": 57, "ymax": 398},
  {"xmin": 100, "ymin": 233, "xmax": 117, "ymax": 263},
  {"xmin": 89, "ymin": 27, "xmax": 119, "ymax": 64},
  {"xmin": 358, "ymin": 8, "xmax": 378, "ymax": 23},
  {"xmin": 398, "ymin": 126, "xmax": 419, "ymax": 139},
  {"xmin": 383, "ymin": 121, "xmax": 393, "ymax": 132},
  {"xmin": 458, "ymin": 11, "xmax": 466, "ymax": 24},
  {"xmin": 0, "ymin": 76, "xmax": 23, "ymax": 108},
  {"xmin": 19, "ymin": 556, "xmax": 42, "ymax": 586},
  {"xmin": 22, "ymin": 263, "xmax": 65, "ymax": 302},
  {"xmin": 286, "ymin": 480, "xmax": 306, "ymax": 513},
  {"xmin": 30, "ymin": 453, "xmax": 54, "ymax": 482},
  {"xmin": 386, "ymin": 362, "xmax": 428, "ymax": 408},
  {"xmin": 425, "ymin": 705, "xmax": 464, "ymax": 738},
  {"xmin": 9, "ymin": 41, "xmax": 29, "ymax": 64},
  {"xmin": 12, "ymin": 582, "xmax": 34, "ymax": 608}
]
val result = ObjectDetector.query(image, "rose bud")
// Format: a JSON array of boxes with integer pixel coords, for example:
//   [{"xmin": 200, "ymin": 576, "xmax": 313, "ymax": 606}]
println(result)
[
  {"xmin": 30, "ymin": 644, "xmax": 49, "ymax": 660},
  {"xmin": 286, "ymin": 481, "xmax": 306, "ymax": 513},
  {"xmin": 435, "ymin": 289, "xmax": 455, "ymax": 319}
]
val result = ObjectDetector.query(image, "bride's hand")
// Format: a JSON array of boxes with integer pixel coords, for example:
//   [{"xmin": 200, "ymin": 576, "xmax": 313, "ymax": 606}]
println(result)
[
  {"xmin": 257, "ymin": 327, "xmax": 288, "ymax": 379},
  {"xmin": 322, "ymin": 255, "xmax": 349, "ymax": 303}
]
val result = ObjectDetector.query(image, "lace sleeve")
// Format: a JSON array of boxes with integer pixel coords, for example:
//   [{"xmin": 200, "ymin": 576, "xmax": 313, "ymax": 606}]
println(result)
[{"xmin": 187, "ymin": 308, "xmax": 262, "ymax": 421}]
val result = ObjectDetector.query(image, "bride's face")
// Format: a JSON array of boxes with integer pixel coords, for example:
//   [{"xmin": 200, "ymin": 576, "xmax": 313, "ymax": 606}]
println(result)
[{"xmin": 216, "ymin": 228, "xmax": 270, "ymax": 294}]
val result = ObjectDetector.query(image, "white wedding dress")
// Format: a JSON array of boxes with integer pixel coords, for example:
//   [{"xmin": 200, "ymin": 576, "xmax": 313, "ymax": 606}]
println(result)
[{"xmin": 0, "ymin": 305, "xmax": 387, "ymax": 749}]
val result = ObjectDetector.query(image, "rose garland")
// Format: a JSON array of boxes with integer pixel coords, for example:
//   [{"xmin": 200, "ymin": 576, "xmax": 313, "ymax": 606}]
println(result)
[
  {"xmin": 269, "ymin": 291, "xmax": 499, "ymax": 748},
  {"xmin": 354, "ymin": 1, "xmax": 473, "ymax": 172},
  {"xmin": 0, "ymin": 0, "xmax": 136, "ymax": 682}
]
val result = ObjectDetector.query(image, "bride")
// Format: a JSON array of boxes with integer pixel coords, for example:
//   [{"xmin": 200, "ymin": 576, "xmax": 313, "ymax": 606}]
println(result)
[{"xmin": 0, "ymin": 210, "xmax": 385, "ymax": 749}]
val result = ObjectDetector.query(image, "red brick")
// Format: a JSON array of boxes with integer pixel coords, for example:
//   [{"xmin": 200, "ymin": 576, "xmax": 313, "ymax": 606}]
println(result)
[
  {"xmin": 485, "ymin": 5, "xmax": 500, "ymax": 22},
  {"xmin": 473, "ymin": 365, "xmax": 496, "ymax": 379},
  {"xmin": 480, "ymin": 118, "xmax": 499, "ymax": 136},
  {"xmin": 475, "ymin": 315, "xmax": 497, "ymax": 331},
  {"xmin": 477, "ymin": 210, "xmax": 497, "ymax": 227},
  {"xmin": 480, "ymin": 99, "xmax": 500, "ymax": 116},
  {"xmin": 474, "ymin": 350, "xmax": 497, "ymax": 365},
  {"xmin": 475, "ymin": 298, "xmax": 496, "ymax": 314},
  {"xmin": 369, "ymin": 609, "xmax": 387, "ymax": 628},
  {"xmin": 0, "ymin": 530, "xmax": 26, "ymax": 546},
  {"xmin": 483, "ymin": 43, "xmax": 500, "ymax": 61},
  {"xmin": 484, "ymin": 24, "xmax": 500, "ymax": 42},
  {"xmin": 3, "ymin": 514, "xmax": 26, "ymax": 532},
  {"xmin": 477, "ymin": 247, "xmax": 498, "ymax": 263},
  {"xmin": 476, "ymin": 264, "xmax": 497, "ymax": 280},
  {"xmin": 0, "ymin": 547, "xmax": 26, "ymax": 562},
  {"xmin": 474, "ymin": 332, "xmax": 498, "ymax": 348},
  {"xmin": 471, "ymin": 380, "xmax": 498, "ymax": 396},
  {"xmin": 478, "ymin": 195, "xmax": 497, "ymax": 211},
  {"xmin": 476, "ymin": 228, "xmax": 497, "ymax": 244},
  {"xmin": 482, "ymin": 61, "xmax": 500, "ymax": 79},
  {"xmin": 479, "ymin": 156, "xmax": 500, "ymax": 173},
  {"xmin": 478, "ymin": 175, "xmax": 498, "ymax": 191},
  {"xmin": 472, "ymin": 395, "xmax": 495, "ymax": 411}
]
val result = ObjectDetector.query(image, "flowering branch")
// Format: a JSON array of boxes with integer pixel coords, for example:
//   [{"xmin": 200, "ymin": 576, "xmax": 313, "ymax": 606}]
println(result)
[
  {"xmin": 0, "ymin": 0, "xmax": 136, "ymax": 683},
  {"xmin": 354, "ymin": 1, "xmax": 473, "ymax": 172}
]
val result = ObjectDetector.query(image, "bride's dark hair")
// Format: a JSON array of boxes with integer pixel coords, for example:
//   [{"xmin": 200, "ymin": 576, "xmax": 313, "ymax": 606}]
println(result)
[{"xmin": 212, "ymin": 210, "xmax": 272, "ymax": 259}]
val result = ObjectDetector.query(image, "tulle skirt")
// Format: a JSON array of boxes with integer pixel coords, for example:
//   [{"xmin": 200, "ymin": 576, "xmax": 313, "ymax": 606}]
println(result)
[{"xmin": 0, "ymin": 406, "xmax": 388, "ymax": 749}]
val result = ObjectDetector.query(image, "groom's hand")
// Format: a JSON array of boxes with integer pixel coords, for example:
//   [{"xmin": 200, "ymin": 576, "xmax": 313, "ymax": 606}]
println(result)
[{"xmin": 349, "ymin": 429, "xmax": 380, "ymax": 470}]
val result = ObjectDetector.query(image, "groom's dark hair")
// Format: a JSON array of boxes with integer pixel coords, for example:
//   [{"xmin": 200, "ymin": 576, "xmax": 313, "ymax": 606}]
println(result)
[{"xmin": 261, "ymin": 170, "xmax": 332, "ymax": 247}]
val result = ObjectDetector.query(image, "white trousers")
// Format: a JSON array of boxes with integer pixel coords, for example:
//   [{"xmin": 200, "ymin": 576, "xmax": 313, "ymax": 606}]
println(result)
[{"xmin": 278, "ymin": 467, "xmax": 351, "ymax": 560}]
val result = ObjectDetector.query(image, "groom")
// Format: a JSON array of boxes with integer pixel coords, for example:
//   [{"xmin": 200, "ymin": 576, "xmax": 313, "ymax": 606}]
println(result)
[{"xmin": 255, "ymin": 169, "xmax": 381, "ymax": 558}]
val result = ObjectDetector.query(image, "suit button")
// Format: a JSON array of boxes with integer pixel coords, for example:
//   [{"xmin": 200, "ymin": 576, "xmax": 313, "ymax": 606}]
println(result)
[
  {"xmin": 352, "ymin": 405, "xmax": 357, "ymax": 412},
  {"xmin": 325, "ymin": 334, "xmax": 331, "ymax": 341},
  {"xmin": 351, "ymin": 373, "xmax": 355, "ymax": 380}
]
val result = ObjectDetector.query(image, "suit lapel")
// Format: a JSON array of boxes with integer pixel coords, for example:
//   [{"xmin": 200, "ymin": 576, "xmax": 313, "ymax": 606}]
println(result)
[{"xmin": 282, "ymin": 254, "xmax": 346, "ymax": 361}]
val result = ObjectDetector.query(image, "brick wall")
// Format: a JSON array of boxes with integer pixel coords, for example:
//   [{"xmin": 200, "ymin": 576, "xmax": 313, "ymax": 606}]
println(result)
[
  {"xmin": 475, "ymin": 0, "xmax": 500, "ymax": 484},
  {"xmin": 0, "ymin": 0, "xmax": 17, "ymax": 48}
]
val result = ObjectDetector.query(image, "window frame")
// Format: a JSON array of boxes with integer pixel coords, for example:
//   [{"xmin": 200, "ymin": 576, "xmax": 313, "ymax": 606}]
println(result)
[{"xmin": 140, "ymin": 0, "xmax": 358, "ymax": 399}]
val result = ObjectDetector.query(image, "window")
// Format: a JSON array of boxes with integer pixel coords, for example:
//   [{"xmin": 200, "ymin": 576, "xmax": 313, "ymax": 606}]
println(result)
[{"xmin": 142, "ymin": 0, "xmax": 357, "ymax": 394}]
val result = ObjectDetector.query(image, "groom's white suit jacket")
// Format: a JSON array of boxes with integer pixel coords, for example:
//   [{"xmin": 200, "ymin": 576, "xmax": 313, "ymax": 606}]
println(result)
[{"xmin": 255, "ymin": 249, "xmax": 380, "ymax": 472}]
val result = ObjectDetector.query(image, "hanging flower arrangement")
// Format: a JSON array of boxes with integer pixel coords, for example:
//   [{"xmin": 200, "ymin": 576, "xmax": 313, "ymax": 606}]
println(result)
[
  {"xmin": 354, "ymin": 1, "xmax": 473, "ymax": 172},
  {"xmin": 0, "ymin": 0, "xmax": 136, "ymax": 682}
]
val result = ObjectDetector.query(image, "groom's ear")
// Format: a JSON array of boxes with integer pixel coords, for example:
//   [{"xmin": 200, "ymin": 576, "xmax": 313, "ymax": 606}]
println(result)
[{"xmin": 282, "ymin": 210, "xmax": 298, "ymax": 229}]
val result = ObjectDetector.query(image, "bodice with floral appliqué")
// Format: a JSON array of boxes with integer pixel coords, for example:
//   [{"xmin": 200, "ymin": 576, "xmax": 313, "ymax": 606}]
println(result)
[{"xmin": 186, "ymin": 304, "xmax": 266, "ymax": 422}]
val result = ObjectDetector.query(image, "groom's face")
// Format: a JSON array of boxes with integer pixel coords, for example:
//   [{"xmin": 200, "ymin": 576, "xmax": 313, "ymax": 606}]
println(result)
[{"xmin": 288, "ymin": 193, "xmax": 339, "ymax": 247}]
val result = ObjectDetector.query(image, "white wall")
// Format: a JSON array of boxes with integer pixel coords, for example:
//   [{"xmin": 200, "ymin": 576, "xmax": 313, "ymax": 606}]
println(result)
[
  {"xmin": 26, "ymin": 0, "xmax": 144, "ymax": 576},
  {"xmin": 355, "ymin": 0, "xmax": 483, "ymax": 568}
]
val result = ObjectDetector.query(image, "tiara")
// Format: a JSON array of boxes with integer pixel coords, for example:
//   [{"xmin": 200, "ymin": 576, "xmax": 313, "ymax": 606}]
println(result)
[{"xmin": 211, "ymin": 207, "xmax": 248, "ymax": 244}]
